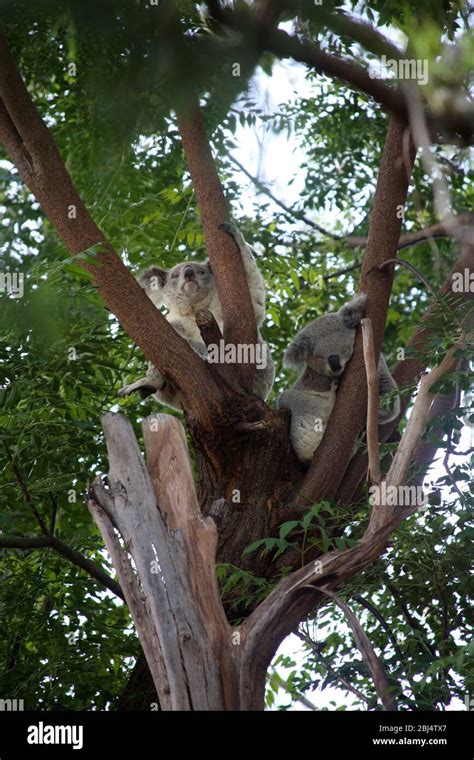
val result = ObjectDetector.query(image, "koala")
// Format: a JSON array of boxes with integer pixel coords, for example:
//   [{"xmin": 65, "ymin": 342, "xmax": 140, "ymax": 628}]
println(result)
[
  {"xmin": 119, "ymin": 222, "xmax": 275, "ymax": 409},
  {"xmin": 278, "ymin": 294, "xmax": 400, "ymax": 464}
]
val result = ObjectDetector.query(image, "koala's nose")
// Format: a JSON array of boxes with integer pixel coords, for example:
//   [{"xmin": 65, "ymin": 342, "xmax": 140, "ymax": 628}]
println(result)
[
  {"xmin": 327, "ymin": 355, "xmax": 342, "ymax": 373},
  {"xmin": 183, "ymin": 266, "xmax": 195, "ymax": 280}
]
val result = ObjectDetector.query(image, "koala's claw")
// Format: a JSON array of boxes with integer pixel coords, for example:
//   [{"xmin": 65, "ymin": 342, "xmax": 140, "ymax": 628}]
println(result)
[
  {"xmin": 219, "ymin": 221, "xmax": 240, "ymax": 241},
  {"xmin": 119, "ymin": 380, "xmax": 158, "ymax": 400}
]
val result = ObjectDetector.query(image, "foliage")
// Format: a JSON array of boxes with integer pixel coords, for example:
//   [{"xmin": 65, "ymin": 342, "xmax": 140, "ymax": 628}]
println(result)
[{"xmin": 0, "ymin": 0, "xmax": 472, "ymax": 710}]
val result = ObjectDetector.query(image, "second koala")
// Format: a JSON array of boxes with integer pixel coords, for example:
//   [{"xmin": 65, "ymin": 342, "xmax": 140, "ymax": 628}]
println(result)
[
  {"xmin": 119, "ymin": 223, "xmax": 275, "ymax": 409},
  {"xmin": 278, "ymin": 294, "xmax": 399, "ymax": 464}
]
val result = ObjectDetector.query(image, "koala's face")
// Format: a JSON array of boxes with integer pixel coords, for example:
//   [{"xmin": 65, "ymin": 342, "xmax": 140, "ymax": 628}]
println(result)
[
  {"xmin": 302, "ymin": 313, "xmax": 358, "ymax": 377},
  {"xmin": 284, "ymin": 294, "xmax": 367, "ymax": 378},
  {"xmin": 139, "ymin": 260, "xmax": 215, "ymax": 313}
]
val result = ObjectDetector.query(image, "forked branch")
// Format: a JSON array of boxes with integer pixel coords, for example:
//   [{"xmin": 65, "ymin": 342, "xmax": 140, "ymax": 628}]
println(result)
[{"xmin": 0, "ymin": 30, "xmax": 221, "ymax": 425}]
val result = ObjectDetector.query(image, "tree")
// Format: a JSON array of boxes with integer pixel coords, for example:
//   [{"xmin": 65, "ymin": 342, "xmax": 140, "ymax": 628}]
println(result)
[{"xmin": 0, "ymin": 0, "xmax": 472, "ymax": 711}]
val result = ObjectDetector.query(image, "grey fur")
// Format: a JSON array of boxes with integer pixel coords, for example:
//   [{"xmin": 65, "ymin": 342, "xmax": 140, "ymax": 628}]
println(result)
[
  {"xmin": 119, "ymin": 223, "xmax": 274, "ymax": 409},
  {"xmin": 278, "ymin": 295, "xmax": 399, "ymax": 464}
]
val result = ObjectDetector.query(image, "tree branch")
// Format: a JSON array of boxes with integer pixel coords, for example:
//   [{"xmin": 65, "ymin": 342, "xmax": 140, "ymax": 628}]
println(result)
[
  {"xmin": 335, "ymin": 246, "xmax": 474, "ymax": 505},
  {"xmin": 230, "ymin": 152, "xmax": 474, "ymax": 253},
  {"xmin": 0, "ymin": 30, "xmax": 221, "ymax": 427},
  {"xmin": 296, "ymin": 629, "xmax": 370, "ymax": 704},
  {"xmin": 229, "ymin": 153, "xmax": 342, "ymax": 239},
  {"xmin": 319, "ymin": 588, "xmax": 397, "ymax": 711},
  {"xmin": 4, "ymin": 441, "xmax": 49, "ymax": 534},
  {"xmin": 176, "ymin": 97, "xmax": 258, "ymax": 391},
  {"xmin": 239, "ymin": 343, "xmax": 460, "ymax": 706},
  {"xmin": 210, "ymin": 1, "xmax": 474, "ymax": 145},
  {"xmin": 0, "ymin": 535, "xmax": 123, "ymax": 600},
  {"xmin": 297, "ymin": 116, "xmax": 416, "ymax": 506},
  {"xmin": 206, "ymin": 2, "xmax": 407, "ymax": 118},
  {"xmin": 266, "ymin": 31, "xmax": 405, "ymax": 118},
  {"xmin": 361, "ymin": 319, "xmax": 381, "ymax": 485},
  {"xmin": 90, "ymin": 412, "xmax": 235, "ymax": 710},
  {"xmin": 353, "ymin": 595, "xmax": 407, "ymax": 666}
]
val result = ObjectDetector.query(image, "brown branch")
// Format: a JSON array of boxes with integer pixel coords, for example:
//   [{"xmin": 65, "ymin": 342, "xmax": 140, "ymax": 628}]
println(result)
[
  {"xmin": 3, "ymin": 435, "xmax": 124, "ymax": 600},
  {"xmin": 336, "ymin": 246, "xmax": 474, "ymax": 504},
  {"xmin": 353, "ymin": 596, "xmax": 407, "ymax": 667},
  {"xmin": 4, "ymin": 441, "xmax": 49, "ymax": 535},
  {"xmin": 231, "ymin": 153, "xmax": 474, "ymax": 253},
  {"xmin": 390, "ymin": 213, "xmax": 474, "ymax": 251},
  {"xmin": 361, "ymin": 318, "xmax": 381, "ymax": 485},
  {"xmin": 378, "ymin": 258, "xmax": 438, "ymax": 298},
  {"xmin": 0, "ymin": 535, "xmax": 123, "ymax": 600},
  {"xmin": 0, "ymin": 30, "xmax": 221, "ymax": 427},
  {"xmin": 309, "ymin": 7, "xmax": 403, "ymax": 61},
  {"xmin": 239, "ymin": 500, "xmax": 407, "ymax": 708},
  {"xmin": 297, "ymin": 116, "xmax": 416, "ymax": 507},
  {"xmin": 296, "ymin": 629, "xmax": 370, "ymax": 704},
  {"xmin": 195, "ymin": 308, "xmax": 241, "ymax": 391},
  {"xmin": 206, "ymin": 2, "xmax": 407, "ymax": 117},
  {"xmin": 229, "ymin": 153, "xmax": 342, "ymax": 239},
  {"xmin": 176, "ymin": 96, "xmax": 258, "ymax": 392},
  {"xmin": 213, "ymin": 1, "xmax": 474, "ymax": 145},
  {"xmin": 319, "ymin": 588, "xmax": 397, "ymax": 711},
  {"xmin": 239, "ymin": 344, "xmax": 461, "ymax": 706}
]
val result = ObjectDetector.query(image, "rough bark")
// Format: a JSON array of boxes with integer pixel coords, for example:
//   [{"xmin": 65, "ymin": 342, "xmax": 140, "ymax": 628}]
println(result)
[
  {"xmin": 176, "ymin": 96, "xmax": 258, "ymax": 392},
  {"xmin": 0, "ymin": 32, "xmax": 223, "ymax": 429},
  {"xmin": 297, "ymin": 115, "xmax": 416, "ymax": 507}
]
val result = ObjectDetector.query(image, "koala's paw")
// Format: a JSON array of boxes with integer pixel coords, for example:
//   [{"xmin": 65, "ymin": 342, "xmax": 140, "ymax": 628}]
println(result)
[
  {"xmin": 219, "ymin": 221, "xmax": 246, "ymax": 249},
  {"xmin": 119, "ymin": 379, "xmax": 158, "ymax": 400},
  {"xmin": 219, "ymin": 221, "xmax": 238, "ymax": 237}
]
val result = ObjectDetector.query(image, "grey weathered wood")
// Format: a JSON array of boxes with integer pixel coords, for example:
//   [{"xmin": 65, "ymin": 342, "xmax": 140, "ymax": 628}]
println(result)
[
  {"xmin": 92, "ymin": 412, "xmax": 234, "ymax": 710},
  {"xmin": 88, "ymin": 497, "xmax": 172, "ymax": 709}
]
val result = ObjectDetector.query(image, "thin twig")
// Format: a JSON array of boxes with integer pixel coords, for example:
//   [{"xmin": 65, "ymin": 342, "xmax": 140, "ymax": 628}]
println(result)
[
  {"xmin": 378, "ymin": 258, "xmax": 438, "ymax": 298},
  {"xmin": 443, "ymin": 380, "xmax": 466, "ymax": 502},
  {"xmin": 4, "ymin": 441, "xmax": 49, "ymax": 535},
  {"xmin": 0, "ymin": 535, "xmax": 123, "ymax": 600},
  {"xmin": 229, "ymin": 153, "xmax": 341, "ymax": 239},
  {"xmin": 296, "ymin": 629, "xmax": 370, "ymax": 705},
  {"xmin": 353, "ymin": 595, "xmax": 407, "ymax": 665}
]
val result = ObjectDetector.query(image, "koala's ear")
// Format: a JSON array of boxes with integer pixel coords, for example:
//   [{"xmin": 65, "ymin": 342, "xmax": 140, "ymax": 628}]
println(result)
[
  {"xmin": 284, "ymin": 335, "xmax": 314, "ymax": 368},
  {"xmin": 339, "ymin": 294, "xmax": 367, "ymax": 329},
  {"xmin": 138, "ymin": 266, "xmax": 168, "ymax": 295}
]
